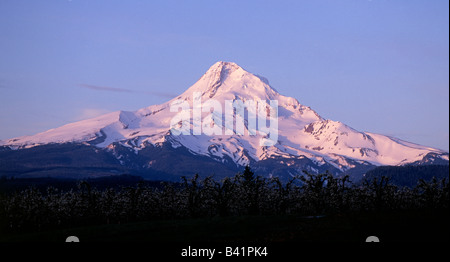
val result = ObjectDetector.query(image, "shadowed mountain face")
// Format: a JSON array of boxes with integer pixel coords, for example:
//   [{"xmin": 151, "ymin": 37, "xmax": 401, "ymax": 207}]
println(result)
[{"xmin": 0, "ymin": 62, "xmax": 448, "ymax": 181}]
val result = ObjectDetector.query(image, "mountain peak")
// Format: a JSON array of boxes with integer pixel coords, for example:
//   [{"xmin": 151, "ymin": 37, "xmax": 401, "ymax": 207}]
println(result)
[
  {"xmin": 207, "ymin": 61, "xmax": 271, "ymax": 85},
  {"xmin": 208, "ymin": 61, "xmax": 242, "ymax": 72},
  {"xmin": 183, "ymin": 61, "xmax": 278, "ymax": 100},
  {"xmin": 202, "ymin": 61, "xmax": 245, "ymax": 86}
]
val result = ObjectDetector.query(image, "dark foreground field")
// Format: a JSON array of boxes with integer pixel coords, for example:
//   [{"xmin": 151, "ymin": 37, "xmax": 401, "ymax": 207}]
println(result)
[
  {"xmin": 1, "ymin": 210, "xmax": 448, "ymax": 243},
  {"xmin": 1, "ymin": 167, "xmax": 448, "ymax": 251}
]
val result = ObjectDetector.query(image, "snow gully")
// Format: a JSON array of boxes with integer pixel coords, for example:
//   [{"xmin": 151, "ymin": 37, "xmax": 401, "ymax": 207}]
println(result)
[{"xmin": 169, "ymin": 92, "xmax": 278, "ymax": 146}]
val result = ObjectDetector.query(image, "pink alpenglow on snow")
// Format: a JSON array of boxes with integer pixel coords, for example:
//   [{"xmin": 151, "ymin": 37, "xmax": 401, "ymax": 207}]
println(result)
[
  {"xmin": 169, "ymin": 91, "xmax": 279, "ymax": 146},
  {"xmin": 0, "ymin": 62, "xmax": 447, "ymax": 170}
]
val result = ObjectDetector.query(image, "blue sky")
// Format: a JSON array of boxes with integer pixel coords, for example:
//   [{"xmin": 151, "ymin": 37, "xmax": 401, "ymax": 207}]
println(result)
[{"xmin": 0, "ymin": 0, "xmax": 448, "ymax": 151}]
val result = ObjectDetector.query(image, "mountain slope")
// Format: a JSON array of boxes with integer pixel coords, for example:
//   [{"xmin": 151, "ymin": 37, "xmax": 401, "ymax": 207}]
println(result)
[{"xmin": 0, "ymin": 62, "xmax": 448, "ymax": 180}]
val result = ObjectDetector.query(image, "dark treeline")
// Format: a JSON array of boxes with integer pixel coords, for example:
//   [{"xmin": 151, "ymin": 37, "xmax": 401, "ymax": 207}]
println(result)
[
  {"xmin": 364, "ymin": 165, "xmax": 449, "ymax": 188},
  {"xmin": 0, "ymin": 175, "xmax": 166, "ymax": 194},
  {"xmin": 0, "ymin": 166, "xmax": 448, "ymax": 233}
]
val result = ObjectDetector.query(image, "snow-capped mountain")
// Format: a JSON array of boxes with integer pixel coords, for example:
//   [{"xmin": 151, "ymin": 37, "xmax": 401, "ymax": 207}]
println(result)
[{"xmin": 0, "ymin": 62, "xmax": 448, "ymax": 180}]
